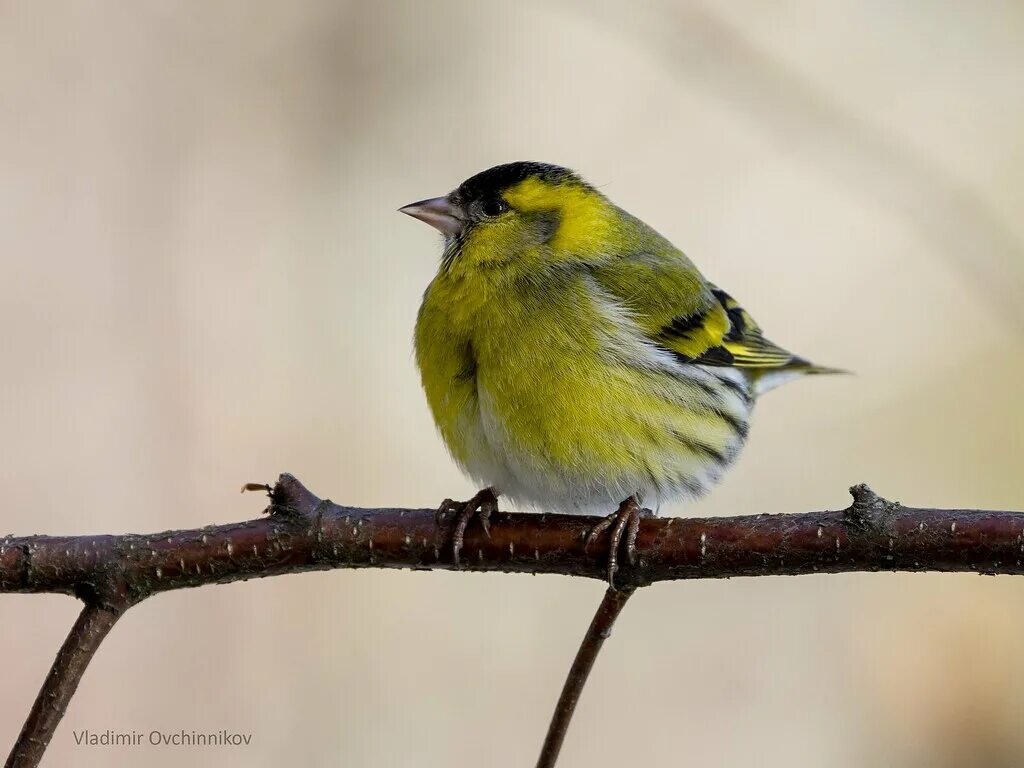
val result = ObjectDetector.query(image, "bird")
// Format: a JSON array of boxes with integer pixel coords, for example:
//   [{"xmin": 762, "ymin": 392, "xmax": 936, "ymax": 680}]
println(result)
[{"xmin": 401, "ymin": 162, "xmax": 841, "ymax": 587}]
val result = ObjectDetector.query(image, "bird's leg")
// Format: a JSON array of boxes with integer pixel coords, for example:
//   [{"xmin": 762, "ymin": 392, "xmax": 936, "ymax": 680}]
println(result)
[
  {"xmin": 436, "ymin": 487, "xmax": 499, "ymax": 567},
  {"xmin": 584, "ymin": 496, "xmax": 651, "ymax": 588}
]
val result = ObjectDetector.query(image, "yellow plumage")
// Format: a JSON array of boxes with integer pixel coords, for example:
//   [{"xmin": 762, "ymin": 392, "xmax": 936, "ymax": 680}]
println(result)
[{"xmin": 403, "ymin": 162, "xmax": 839, "ymax": 529}]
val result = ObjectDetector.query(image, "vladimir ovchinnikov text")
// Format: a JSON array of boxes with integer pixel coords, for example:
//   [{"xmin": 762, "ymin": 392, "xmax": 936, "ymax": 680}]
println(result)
[{"xmin": 72, "ymin": 729, "xmax": 252, "ymax": 747}]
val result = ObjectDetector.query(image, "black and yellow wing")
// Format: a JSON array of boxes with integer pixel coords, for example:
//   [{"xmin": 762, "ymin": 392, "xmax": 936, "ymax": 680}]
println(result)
[
  {"xmin": 588, "ymin": 237, "xmax": 842, "ymax": 385},
  {"xmin": 660, "ymin": 286, "xmax": 809, "ymax": 369}
]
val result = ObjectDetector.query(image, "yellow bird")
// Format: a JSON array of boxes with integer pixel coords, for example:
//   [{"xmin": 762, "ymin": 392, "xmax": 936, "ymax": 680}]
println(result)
[{"xmin": 402, "ymin": 162, "xmax": 841, "ymax": 585}]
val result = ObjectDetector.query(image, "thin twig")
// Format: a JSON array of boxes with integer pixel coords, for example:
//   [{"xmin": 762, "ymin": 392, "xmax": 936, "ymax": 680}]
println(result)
[
  {"xmin": 536, "ymin": 587, "xmax": 636, "ymax": 768},
  {"xmin": 5, "ymin": 601, "xmax": 128, "ymax": 768}
]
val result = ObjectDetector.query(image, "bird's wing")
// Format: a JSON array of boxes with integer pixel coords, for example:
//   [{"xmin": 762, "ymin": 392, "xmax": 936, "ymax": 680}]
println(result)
[
  {"xmin": 591, "ymin": 251, "xmax": 811, "ymax": 371},
  {"xmin": 663, "ymin": 285, "xmax": 809, "ymax": 369}
]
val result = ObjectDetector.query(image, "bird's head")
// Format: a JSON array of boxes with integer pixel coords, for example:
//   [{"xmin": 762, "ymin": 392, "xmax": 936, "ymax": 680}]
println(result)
[{"xmin": 400, "ymin": 162, "xmax": 615, "ymax": 276}]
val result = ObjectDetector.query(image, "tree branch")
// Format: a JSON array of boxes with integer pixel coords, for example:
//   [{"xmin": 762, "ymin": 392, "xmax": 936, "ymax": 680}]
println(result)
[
  {"xmin": 536, "ymin": 587, "xmax": 635, "ymax": 768},
  {"xmin": 3, "ymin": 474, "xmax": 1024, "ymax": 767},
  {"xmin": 5, "ymin": 602, "xmax": 127, "ymax": 768},
  {"xmin": 5, "ymin": 477, "xmax": 1024, "ymax": 600}
]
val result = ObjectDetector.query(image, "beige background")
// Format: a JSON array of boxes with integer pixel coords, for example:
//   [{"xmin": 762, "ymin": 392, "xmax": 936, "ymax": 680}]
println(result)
[{"xmin": 2, "ymin": 2, "xmax": 1023, "ymax": 766}]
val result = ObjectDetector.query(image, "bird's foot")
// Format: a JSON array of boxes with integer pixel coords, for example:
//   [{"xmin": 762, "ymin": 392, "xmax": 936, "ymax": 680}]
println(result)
[
  {"xmin": 436, "ymin": 488, "xmax": 499, "ymax": 567},
  {"xmin": 584, "ymin": 496, "xmax": 651, "ymax": 589}
]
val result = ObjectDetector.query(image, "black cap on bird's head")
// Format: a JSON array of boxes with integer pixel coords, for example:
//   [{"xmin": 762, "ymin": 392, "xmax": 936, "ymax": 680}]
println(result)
[
  {"xmin": 453, "ymin": 162, "xmax": 584, "ymax": 204},
  {"xmin": 399, "ymin": 161, "xmax": 590, "ymax": 237}
]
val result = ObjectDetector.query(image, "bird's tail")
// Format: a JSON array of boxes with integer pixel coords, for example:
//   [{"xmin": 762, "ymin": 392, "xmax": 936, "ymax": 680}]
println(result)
[
  {"xmin": 753, "ymin": 359, "xmax": 850, "ymax": 396},
  {"xmin": 799, "ymin": 363, "xmax": 851, "ymax": 377}
]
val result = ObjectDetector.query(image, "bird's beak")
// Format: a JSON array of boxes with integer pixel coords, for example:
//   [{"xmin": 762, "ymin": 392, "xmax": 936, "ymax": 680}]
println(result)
[{"xmin": 399, "ymin": 196, "xmax": 465, "ymax": 236}]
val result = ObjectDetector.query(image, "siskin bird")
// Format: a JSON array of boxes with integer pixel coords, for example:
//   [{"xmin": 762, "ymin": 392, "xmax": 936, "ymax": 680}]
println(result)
[{"xmin": 401, "ymin": 162, "xmax": 841, "ymax": 586}]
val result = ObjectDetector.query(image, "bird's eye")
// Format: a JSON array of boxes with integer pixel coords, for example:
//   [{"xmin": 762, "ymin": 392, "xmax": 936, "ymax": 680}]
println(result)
[{"xmin": 480, "ymin": 198, "xmax": 508, "ymax": 217}]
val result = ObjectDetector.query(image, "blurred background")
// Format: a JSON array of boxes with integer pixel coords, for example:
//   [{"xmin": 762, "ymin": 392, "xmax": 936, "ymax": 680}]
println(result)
[{"xmin": 2, "ymin": 1, "xmax": 1023, "ymax": 766}]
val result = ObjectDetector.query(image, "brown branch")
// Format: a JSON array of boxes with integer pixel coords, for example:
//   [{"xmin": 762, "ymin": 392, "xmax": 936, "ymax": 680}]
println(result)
[
  {"xmin": 5, "ymin": 477, "xmax": 1024, "ymax": 599},
  {"xmin": 3, "ymin": 474, "xmax": 1024, "ymax": 767},
  {"xmin": 5, "ymin": 602, "xmax": 127, "ymax": 768},
  {"xmin": 535, "ymin": 587, "xmax": 636, "ymax": 768}
]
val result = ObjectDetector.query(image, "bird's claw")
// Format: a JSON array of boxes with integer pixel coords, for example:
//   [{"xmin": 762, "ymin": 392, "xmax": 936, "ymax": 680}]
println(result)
[
  {"xmin": 585, "ymin": 497, "xmax": 649, "ymax": 589},
  {"xmin": 437, "ymin": 488, "xmax": 498, "ymax": 567}
]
